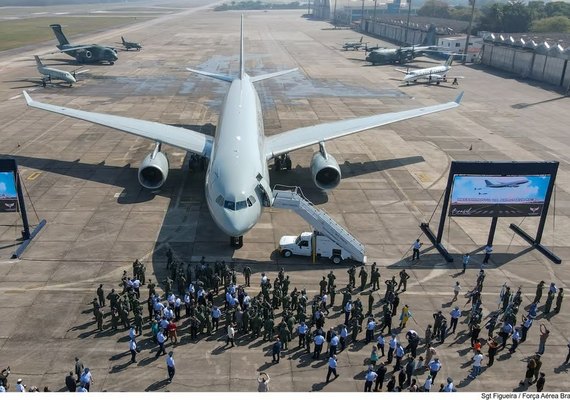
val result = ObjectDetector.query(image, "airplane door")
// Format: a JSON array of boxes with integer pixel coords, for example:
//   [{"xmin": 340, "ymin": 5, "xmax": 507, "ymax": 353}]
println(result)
[{"xmin": 256, "ymin": 174, "xmax": 273, "ymax": 207}]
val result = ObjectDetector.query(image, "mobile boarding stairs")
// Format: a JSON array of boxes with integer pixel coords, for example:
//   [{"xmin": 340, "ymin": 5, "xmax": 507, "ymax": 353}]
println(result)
[{"xmin": 271, "ymin": 185, "xmax": 366, "ymax": 263}]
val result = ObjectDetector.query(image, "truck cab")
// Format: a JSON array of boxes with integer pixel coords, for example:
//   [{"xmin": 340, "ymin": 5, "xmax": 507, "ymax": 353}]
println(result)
[{"xmin": 279, "ymin": 231, "xmax": 349, "ymax": 264}]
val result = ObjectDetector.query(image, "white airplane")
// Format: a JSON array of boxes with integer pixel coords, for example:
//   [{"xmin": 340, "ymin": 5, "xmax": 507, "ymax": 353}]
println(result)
[
  {"xmin": 397, "ymin": 55, "xmax": 463, "ymax": 85},
  {"xmin": 23, "ymin": 16, "xmax": 463, "ymax": 247},
  {"xmin": 484, "ymin": 178, "xmax": 529, "ymax": 188},
  {"xmin": 33, "ymin": 55, "xmax": 88, "ymax": 87}
]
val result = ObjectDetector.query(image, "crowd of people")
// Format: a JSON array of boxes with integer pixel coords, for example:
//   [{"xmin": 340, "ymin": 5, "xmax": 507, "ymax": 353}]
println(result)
[{"xmin": 0, "ymin": 250, "xmax": 567, "ymax": 392}]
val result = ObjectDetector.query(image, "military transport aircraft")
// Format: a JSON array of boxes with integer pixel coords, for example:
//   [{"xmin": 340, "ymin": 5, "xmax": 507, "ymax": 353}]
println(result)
[
  {"xmin": 342, "ymin": 36, "xmax": 367, "ymax": 51},
  {"xmin": 119, "ymin": 36, "xmax": 142, "ymax": 51},
  {"xmin": 24, "ymin": 16, "xmax": 462, "ymax": 247},
  {"xmin": 50, "ymin": 24, "xmax": 118, "ymax": 65}
]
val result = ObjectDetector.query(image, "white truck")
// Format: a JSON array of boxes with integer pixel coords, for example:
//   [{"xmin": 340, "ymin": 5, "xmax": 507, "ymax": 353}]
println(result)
[{"xmin": 279, "ymin": 231, "xmax": 364, "ymax": 264}]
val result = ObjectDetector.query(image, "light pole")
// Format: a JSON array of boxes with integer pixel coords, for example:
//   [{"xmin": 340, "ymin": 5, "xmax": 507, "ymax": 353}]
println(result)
[
  {"xmin": 333, "ymin": 0, "xmax": 338, "ymax": 27},
  {"xmin": 361, "ymin": 0, "xmax": 366, "ymax": 31},
  {"xmin": 462, "ymin": 0, "xmax": 476, "ymax": 64},
  {"xmin": 404, "ymin": 0, "xmax": 412, "ymax": 45},
  {"xmin": 373, "ymin": 0, "xmax": 378, "ymax": 23}
]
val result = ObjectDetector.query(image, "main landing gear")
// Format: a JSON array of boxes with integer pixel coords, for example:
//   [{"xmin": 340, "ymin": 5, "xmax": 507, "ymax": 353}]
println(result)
[
  {"xmin": 274, "ymin": 154, "xmax": 292, "ymax": 171},
  {"xmin": 230, "ymin": 236, "xmax": 243, "ymax": 248}
]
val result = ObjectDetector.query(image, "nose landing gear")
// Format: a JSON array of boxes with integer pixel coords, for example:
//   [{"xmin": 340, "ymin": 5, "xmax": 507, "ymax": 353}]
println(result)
[{"xmin": 230, "ymin": 236, "xmax": 243, "ymax": 248}]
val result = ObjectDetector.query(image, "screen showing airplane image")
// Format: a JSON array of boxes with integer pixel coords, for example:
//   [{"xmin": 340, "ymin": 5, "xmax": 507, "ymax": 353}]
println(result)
[
  {"xmin": 0, "ymin": 171, "xmax": 18, "ymax": 212},
  {"xmin": 449, "ymin": 174, "xmax": 551, "ymax": 217}
]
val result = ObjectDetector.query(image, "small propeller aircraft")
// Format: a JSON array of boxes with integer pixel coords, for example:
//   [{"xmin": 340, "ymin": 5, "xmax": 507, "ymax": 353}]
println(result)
[
  {"xmin": 33, "ymin": 55, "xmax": 88, "ymax": 87},
  {"xmin": 396, "ymin": 55, "xmax": 463, "ymax": 85},
  {"xmin": 49, "ymin": 24, "xmax": 118, "ymax": 64},
  {"xmin": 119, "ymin": 36, "xmax": 142, "ymax": 51},
  {"xmin": 342, "ymin": 36, "xmax": 367, "ymax": 51}
]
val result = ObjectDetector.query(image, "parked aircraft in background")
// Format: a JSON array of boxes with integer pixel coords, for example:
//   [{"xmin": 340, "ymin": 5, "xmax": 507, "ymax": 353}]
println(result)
[
  {"xmin": 342, "ymin": 36, "xmax": 366, "ymax": 51},
  {"xmin": 366, "ymin": 25, "xmax": 438, "ymax": 65},
  {"xmin": 119, "ymin": 36, "xmax": 142, "ymax": 51},
  {"xmin": 50, "ymin": 24, "xmax": 118, "ymax": 64},
  {"xmin": 33, "ymin": 56, "xmax": 88, "ymax": 87},
  {"xmin": 397, "ymin": 55, "xmax": 463, "ymax": 85},
  {"xmin": 24, "ymin": 16, "xmax": 462, "ymax": 247},
  {"xmin": 485, "ymin": 178, "xmax": 529, "ymax": 188}
]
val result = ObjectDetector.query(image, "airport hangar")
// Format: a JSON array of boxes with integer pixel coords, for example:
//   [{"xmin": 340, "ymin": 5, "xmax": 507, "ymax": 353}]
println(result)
[{"xmin": 0, "ymin": 5, "xmax": 569, "ymax": 392}]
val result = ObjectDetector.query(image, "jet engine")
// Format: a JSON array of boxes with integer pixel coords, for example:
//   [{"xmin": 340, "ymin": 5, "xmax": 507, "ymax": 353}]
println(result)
[
  {"xmin": 310, "ymin": 142, "xmax": 341, "ymax": 190},
  {"xmin": 138, "ymin": 144, "xmax": 168, "ymax": 190}
]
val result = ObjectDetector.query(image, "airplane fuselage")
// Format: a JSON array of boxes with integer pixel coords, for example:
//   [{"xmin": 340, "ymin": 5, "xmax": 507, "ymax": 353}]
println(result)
[
  {"xmin": 404, "ymin": 65, "xmax": 450, "ymax": 82},
  {"xmin": 204, "ymin": 74, "xmax": 267, "ymax": 237},
  {"xmin": 58, "ymin": 44, "xmax": 118, "ymax": 64},
  {"xmin": 38, "ymin": 65, "xmax": 76, "ymax": 85}
]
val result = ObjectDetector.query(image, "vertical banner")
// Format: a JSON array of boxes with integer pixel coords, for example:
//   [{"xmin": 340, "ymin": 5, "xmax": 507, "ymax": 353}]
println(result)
[{"xmin": 0, "ymin": 171, "xmax": 18, "ymax": 212}]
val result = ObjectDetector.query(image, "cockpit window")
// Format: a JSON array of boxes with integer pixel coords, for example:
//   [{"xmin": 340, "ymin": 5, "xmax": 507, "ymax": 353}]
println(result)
[
  {"xmin": 224, "ymin": 200, "xmax": 235, "ymax": 210},
  {"xmin": 247, "ymin": 195, "xmax": 256, "ymax": 207},
  {"xmin": 216, "ymin": 195, "xmax": 224, "ymax": 206},
  {"xmin": 236, "ymin": 201, "xmax": 247, "ymax": 210}
]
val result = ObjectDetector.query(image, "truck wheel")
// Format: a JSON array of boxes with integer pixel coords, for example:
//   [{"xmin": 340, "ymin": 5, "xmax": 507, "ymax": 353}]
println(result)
[
  {"xmin": 282, "ymin": 249, "xmax": 292, "ymax": 258},
  {"xmin": 332, "ymin": 255, "xmax": 341, "ymax": 264}
]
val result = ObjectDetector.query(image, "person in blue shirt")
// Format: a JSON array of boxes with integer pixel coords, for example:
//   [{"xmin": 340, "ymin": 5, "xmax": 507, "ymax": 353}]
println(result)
[
  {"xmin": 510, "ymin": 328, "xmax": 522, "ymax": 353},
  {"xmin": 449, "ymin": 307, "xmax": 461, "ymax": 334},
  {"xmin": 298, "ymin": 322, "xmax": 308, "ymax": 348},
  {"xmin": 313, "ymin": 333, "xmax": 325, "ymax": 359},
  {"xmin": 272, "ymin": 337, "xmax": 282, "ymax": 363},
  {"xmin": 395, "ymin": 344, "xmax": 405, "ymax": 370},
  {"xmin": 428, "ymin": 358, "xmax": 442, "ymax": 384},
  {"xmin": 364, "ymin": 366, "xmax": 378, "ymax": 392},
  {"xmin": 329, "ymin": 333, "xmax": 339, "ymax": 357},
  {"xmin": 326, "ymin": 355, "xmax": 339, "ymax": 383}
]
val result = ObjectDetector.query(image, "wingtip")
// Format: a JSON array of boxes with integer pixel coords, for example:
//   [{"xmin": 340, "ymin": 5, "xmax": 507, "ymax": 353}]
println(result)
[
  {"xmin": 455, "ymin": 91, "xmax": 464, "ymax": 104},
  {"xmin": 23, "ymin": 90, "xmax": 32, "ymax": 105}
]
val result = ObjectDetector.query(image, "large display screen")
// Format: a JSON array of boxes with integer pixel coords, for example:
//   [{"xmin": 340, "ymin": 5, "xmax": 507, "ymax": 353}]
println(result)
[
  {"xmin": 0, "ymin": 171, "xmax": 18, "ymax": 212},
  {"xmin": 449, "ymin": 175, "xmax": 551, "ymax": 217}
]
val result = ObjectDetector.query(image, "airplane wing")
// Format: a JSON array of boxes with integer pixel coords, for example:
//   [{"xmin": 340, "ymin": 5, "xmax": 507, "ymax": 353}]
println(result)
[
  {"xmin": 394, "ymin": 68, "xmax": 410, "ymax": 74},
  {"xmin": 23, "ymin": 91, "xmax": 213, "ymax": 158},
  {"xmin": 54, "ymin": 46, "xmax": 93, "ymax": 53},
  {"xmin": 264, "ymin": 93, "xmax": 463, "ymax": 159}
]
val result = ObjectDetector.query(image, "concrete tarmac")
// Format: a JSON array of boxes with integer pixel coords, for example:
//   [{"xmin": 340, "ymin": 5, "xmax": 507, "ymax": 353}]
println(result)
[{"xmin": 0, "ymin": 6, "xmax": 569, "ymax": 392}]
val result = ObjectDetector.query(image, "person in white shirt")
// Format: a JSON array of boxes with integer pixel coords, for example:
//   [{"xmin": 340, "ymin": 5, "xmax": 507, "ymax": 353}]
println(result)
[
  {"xmin": 0, "ymin": 384, "xmax": 6, "ymax": 392},
  {"xmin": 469, "ymin": 350, "xmax": 484, "ymax": 378},
  {"xmin": 156, "ymin": 331, "xmax": 167, "ymax": 357},
  {"xmin": 452, "ymin": 282, "xmax": 461, "ymax": 303},
  {"xmin": 166, "ymin": 351, "xmax": 175, "ymax": 382},
  {"xmin": 129, "ymin": 338, "xmax": 138, "ymax": 363},
  {"xmin": 257, "ymin": 373, "xmax": 270, "ymax": 392},
  {"xmin": 16, "ymin": 378, "xmax": 25, "ymax": 392},
  {"xmin": 129, "ymin": 326, "xmax": 136, "ymax": 340},
  {"xmin": 226, "ymin": 324, "xmax": 235, "ymax": 347},
  {"xmin": 423, "ymin": 375, "xmax": 432, "ymax": 392}
]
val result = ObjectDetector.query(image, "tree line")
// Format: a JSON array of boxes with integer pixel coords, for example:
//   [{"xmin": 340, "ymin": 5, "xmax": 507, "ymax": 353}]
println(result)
[{"xmin": 418, "ymin": 0, "xmax": 570, "ymax": 33}]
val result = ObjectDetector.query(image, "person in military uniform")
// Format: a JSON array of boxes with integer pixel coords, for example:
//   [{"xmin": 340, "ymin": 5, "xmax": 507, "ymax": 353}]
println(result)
[
  {"xmin": 319, "ymin": 277, "xmax": 327, "ymax": 296},
  {"xmin": 264, "ymin": 317, "xmax": 275, "ymax": 341},
  {"xmin": 544, "ymin": 290, "xmax": 555, "ymax": 314},
  {"xmin": 371, "ymin": 265, "xmax": 380, "ymax": 291},
  {"xmin": 110, "ymin": 308, "xmax": 119, "ymax": 331},
  {"xmin": 279, "ymin": 322, "xmax": 292, "ymax": 350},
  {"xmin": 147, "ymin": 279, "xmax": 156, "ymax": 298},
  {"xmin": 384, "ymin": 277, "xmax": 397, "ymax": 301},
  {"xmin": 94, "ymin": 307, "xmax": 103, "ymax": 331},
  {"xmin": 166, "ymin": 248, "xmax": 173, "ymax": 270},
  {"xmin": 282, "ymin": 276, "xmax": 290, "ymax": 296},
  {"xmin": 555, "ymin": 288, "xmax": 564, "ymax": 313},
  {"xmin": 398, "ymin": 270, "xmax": 410, "ymax": 292},
  {"xmin": 97, "ymin": 284, "xmax": 105, "ymax": 307},
  {"xmin": 107, "ymin": 289, "xmax": 119, "ymax": 310},
  {"xmin": 347, "ymin": 266, "xmax": 356, "ymax": 289},
  {"xmin": 327, "ymin": 271, "xmax": 336, "ymax": 292},
  {"xmin": 329, "ymin": 285, "xmax": 337, "ymax": 308},
  {"xmin": 534, "ymin": 281, "xmax": 546, "ymax": 304},
  {"xmin": 341, "ymin": 287, "xmax": 352, "ymax": 310},
  {"xmin": 243, "ymin": 266, "xmax": 252, "ymax": 287},
  {"xmin": 350, "ymin": 318, "xmax": 360, "ymax": 342},
  {"xmin": 134, "ymin": 312, "xmax": 143, "ymax": 335},
  {"xmin": 359, "ymin": 267, "xmax": 368, "ymax": 292}
]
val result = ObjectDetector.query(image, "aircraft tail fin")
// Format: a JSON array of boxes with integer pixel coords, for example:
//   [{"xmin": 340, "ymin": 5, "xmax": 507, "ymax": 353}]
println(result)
[
  {"xmin": 186, "ymin": 68, "xmax": 234, "ymax": 83},
  {"xmin": 239, "ymin": 14, "xmax": 245, "ymax": 80},
  {"xmin": 121, "ymin": 36, "xmax": 125, "ymax": 44},
  {"xmin": 422, "ymin": 24, "xmax": 436, "ymax": 46},
  {"xmin": 250, "ymin": 68, "xmax": 298, "ymax": 83},
  {"xmin": 484, "ymin": 179, "xmax": 493, "ymax": 186},
  {"xmin": 50, "ymin": 24, "xmax": 69, "ymax": 46},
  {"xmin": 360, "ymin": 36, "xmax": 363, "ymax": 43},
  {"xmin": 444, "ymin": 55, "xmax": 454, "ymax": 67},
  {"xmin": 34, "ymin": 55, "xmax": 44, "ymax": 68}
]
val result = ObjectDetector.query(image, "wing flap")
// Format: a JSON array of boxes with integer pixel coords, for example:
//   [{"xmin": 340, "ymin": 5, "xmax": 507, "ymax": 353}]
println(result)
[
  {"xmin": 264, "ymin": 93, "xmax": 463, "ymax": 159},
  {"xmin": 23, "ymin": 91, "xmax": 213, "ymax": 157}
]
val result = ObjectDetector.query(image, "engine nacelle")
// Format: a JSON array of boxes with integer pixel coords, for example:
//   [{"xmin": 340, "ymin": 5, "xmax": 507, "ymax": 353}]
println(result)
[
  {"xmin": 138, "ymin": 150, "xmax": 169, "ymax": 190},
  {"xmin": 311, "ymin": 148, "xmax": 341, "ymax": 191}
]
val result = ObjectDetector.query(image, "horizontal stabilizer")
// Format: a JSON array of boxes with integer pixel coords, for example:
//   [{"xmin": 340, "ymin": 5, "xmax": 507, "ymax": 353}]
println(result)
[
  {"xmin": 186, "ymin": 68, "xmax": 234, "ymax": 83},
  {"xmin": 250, "ymin": 68, "xmax": 298, "ymax": 83}
]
